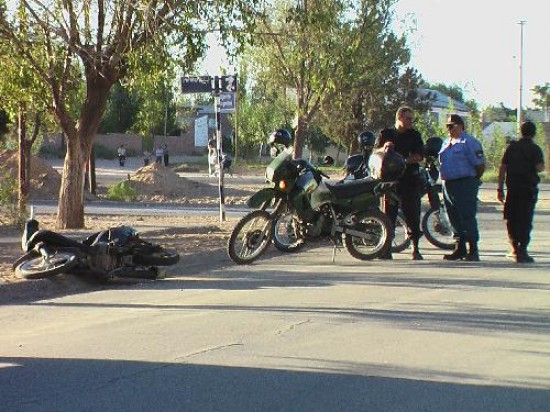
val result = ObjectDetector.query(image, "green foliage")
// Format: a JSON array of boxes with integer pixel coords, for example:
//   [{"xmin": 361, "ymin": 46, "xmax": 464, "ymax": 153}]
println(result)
[
  {"xmin": 483, "ymin": 126, "xmax": 509, "ymax": 171},
  {"xmin": 0, "ymin": 171, "xmax": 25, "ymax": 226},
  {"xmin": 107, "ymin": 180, "xmax": 138, "ymax": 202}
]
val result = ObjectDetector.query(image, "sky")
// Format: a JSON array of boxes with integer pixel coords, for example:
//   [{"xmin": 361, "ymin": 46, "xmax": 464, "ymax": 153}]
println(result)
[
  {"xmin": 200, "ymin": 0, "xmax": 549, "ymax": 110},
  {"xmin": 393, "ymin": 0, "xmax": 549, "ymax": 109}
]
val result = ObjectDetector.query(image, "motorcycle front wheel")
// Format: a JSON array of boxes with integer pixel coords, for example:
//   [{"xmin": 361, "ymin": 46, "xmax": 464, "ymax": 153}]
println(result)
[
  {"xmin": 15, "ymin": 251, "xmax": 78, "ymax": 280},
  {"xmin": 133, "ymin": 247, "xmax": 180, "ymax": 266},
  {"xmin": 343, "ymin": 209, "xmax": 392, "ymax": 260},
  {"xmin": 391, "ymin": 212, "xmax": 411, "ymax": 253},
  {"xmin": 272, "ymin": 211, "xmax": 305, "ymax": 253},
  {"xmin": 228, "ymin": 210, "xmax": 273, "ymax": 264},
  {"xmin": 422, "ymin": 207, "xmax": 455, "ymax": 250}
]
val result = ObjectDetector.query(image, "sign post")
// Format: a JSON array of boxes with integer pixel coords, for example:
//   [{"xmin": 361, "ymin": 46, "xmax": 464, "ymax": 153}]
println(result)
[{"xmin": 181, "ymin": 74, "xmax": 237, "ymax": 222}]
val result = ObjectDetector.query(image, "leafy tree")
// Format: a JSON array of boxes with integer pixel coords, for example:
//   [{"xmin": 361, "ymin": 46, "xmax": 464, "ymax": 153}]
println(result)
[
  {"xmin": 246, "ymin": 0, "xmax": 410, "ymax": 158},
  {"xmin": 532, "ymin": 83, "xmax": 550, "ymax": 114},
  {"xmin": 99, "ymin": 83, "xmax": 138, "ymax": 134},
  {"xmin": 0, "ymin": 0, "xmax": 260, "ymax": 228}
]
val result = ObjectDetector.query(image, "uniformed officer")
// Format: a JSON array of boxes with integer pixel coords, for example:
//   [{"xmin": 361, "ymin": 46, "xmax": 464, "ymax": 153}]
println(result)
[
  {"xmin": 375, "ymin": 106, "xmax": 425, "ymax": 260},
  {"xmin": 439, "ymin": 114, "xmax": 486, "ymax": 261},
  {"xmin": 497, "ymin": 121, "xmax": 545, "ymax": 263}
]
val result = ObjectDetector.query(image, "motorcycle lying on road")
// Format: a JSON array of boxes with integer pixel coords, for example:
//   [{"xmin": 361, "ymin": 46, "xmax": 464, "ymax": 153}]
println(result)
[
  {"xmin": 13, "ymin": 210, "xmax": 180, "ymax": 281},
  {"xmin": 345, "ymin": 135, "xmax": 455, "ymax": 252},
  {"xmin": 227, "ymin": 130, "xmax": 405, "ymax": 265}
]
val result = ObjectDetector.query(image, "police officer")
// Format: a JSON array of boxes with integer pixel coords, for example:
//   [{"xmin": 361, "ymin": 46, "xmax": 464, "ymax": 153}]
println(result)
[
  {"xmin": 439, "ymin": 114, "xmax": 485, "ymax": 261},
  {"xmin": 497, "ymin": 121, "xmax": 545, "ymax": 263},
  {"xmin": 375, "ymin": 106, "xmax": 424, "ymax": 260}
]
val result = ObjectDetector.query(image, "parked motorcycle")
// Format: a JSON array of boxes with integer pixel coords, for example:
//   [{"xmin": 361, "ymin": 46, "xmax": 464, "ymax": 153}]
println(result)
[
  {"xmin": 344, "ymin": 135, "xmax": 454, "ymax": 252},
  {"xmin": 13, "ymin": 209, "xmax": 180, "ymax": 280},
  {"xmin": 227, "ymin": 129, "xmax": 405, "ymax": 265}
]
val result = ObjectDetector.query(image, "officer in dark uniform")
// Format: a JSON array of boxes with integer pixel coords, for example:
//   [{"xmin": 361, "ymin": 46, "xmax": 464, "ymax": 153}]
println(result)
[
  {"xmin": 375, "ymin": 106, "xmax": 424, "ymax": 260},
  {"xmin": 439, "ymin": 114, "xmax": 485, "ymax": 261},
  {"xmin": 497, "ymin": 121, "xmax": 545, "ymax": 263}
]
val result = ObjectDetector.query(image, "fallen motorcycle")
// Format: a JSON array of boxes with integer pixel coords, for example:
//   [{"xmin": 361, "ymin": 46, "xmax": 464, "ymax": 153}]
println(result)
[
  {"xmin": 227, "ymin": 129, "xmax": 405, "ymax": 265},
  {"xmin": 13, "ymin": 210, "xmax": 180, "ymax": 281}
]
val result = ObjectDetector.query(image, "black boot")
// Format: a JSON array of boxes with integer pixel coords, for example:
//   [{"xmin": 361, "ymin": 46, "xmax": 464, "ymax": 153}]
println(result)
[
  {"xmin": 516, "ymin": 244, "xmax": 535, "ymax": 263},
  {"xmin": 443, "ymin": 239, "xmax": 467, "ymax": 260},
  {"xmin": 464, "ymin": 241, "xmax": 480, "ymax": 261},
  {"xmin": 411, "ymin": 238, "xmax": 423, "ymax": 260}
]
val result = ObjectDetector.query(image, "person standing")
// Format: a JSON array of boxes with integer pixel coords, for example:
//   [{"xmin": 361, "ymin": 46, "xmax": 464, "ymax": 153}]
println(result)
[
  {"xmin": 497, "ymin": 121, "xmax": 545, "ymax": 263},
  {"xmin": 375, "ymin": 106, "xmax": 425, "ymax": 260},
  {"xmin": 439, "ymin": 114, "xmax": 486, "ymax": 261},
  {"xmin": 117, "ymin": 144, "xmax": 126, "ymax": 167},
  {"xmin": 155, "ymin": 145, "xmax": 164, "ymax": 165},
  {"xmin": 163, "ymin": 143, "xmax": 169, "ymax": 166}
]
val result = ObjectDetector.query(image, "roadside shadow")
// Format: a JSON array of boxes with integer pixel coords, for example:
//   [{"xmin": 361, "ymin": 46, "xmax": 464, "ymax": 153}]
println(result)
[{"xmin": 1, "ymin": 357, "xmax": 549, "ymax": 412}]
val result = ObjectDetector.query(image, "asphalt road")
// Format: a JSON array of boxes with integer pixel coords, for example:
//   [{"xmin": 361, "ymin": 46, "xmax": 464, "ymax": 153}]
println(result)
[{"xmin": 2, "ymin": 157, "xmax": 549, "ymax": 411}]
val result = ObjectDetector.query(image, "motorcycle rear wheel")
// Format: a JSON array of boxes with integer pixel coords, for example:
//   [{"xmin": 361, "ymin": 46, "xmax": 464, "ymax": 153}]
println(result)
[
  {"xmin": 15, "ymin": 251, "xmax": 78, "ymax": 280},
  {"xmin": 343, "ymin": 209, "xmax": 392, "ymax": 260},
  {"xmin": 272, "ymin": 211, "xmax": 305, "ymax": 253},
  {"xmin": 422, "ymin": 207, "xmax": 455, "ymax": 250},
  {"xmin": 228, "ymin": 210, "xmax": 273, "ymax": 264},
  {"xmin": 133, "ymin": 248, "xmax": 180, "ymax": 266}
]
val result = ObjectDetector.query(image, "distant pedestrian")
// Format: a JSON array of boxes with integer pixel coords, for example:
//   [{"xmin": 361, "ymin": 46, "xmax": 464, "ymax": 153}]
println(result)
[
  {"xmin": 155, "ymin": 146, "xmax": 164, "ymax": 165},
  {"xmin": 117, "ymin": 144, "xmax": 126, "ymax": 167},
  {"xmin": 497, "ymin": 121, "xmax": 545, "ymax": 263},
  {"xmin": 439, "ymin": 114, "xmax": 486, "ymax": 261},
  {"xmin": 143, "ymin": 150, "xmax": 151, "ymax": 166},
  {"xmin": 163, "ymin": 143, "xmax": 169, "ymax": 166}
]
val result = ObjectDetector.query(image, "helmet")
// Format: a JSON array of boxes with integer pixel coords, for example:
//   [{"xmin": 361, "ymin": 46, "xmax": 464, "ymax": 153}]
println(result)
[
  {"xmin": 357, "ymin": 131, "xmax": 376, "ymax": 150},
  {"xmin": 368, "ymin": 147, "xmax": 406, "ymax": 181},
  {"xmin": 268, "ymin": 129, "xmax": 292, "ymax": 147},
  {"xmin": 424, "ymin": 137, "xmax": 443, "ymax": 157}
]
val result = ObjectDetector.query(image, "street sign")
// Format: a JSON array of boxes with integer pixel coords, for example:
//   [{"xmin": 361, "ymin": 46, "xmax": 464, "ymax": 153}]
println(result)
[
  {"xmin": 219, "ymin": 92, "xmax": 236, "ymax": 112},
  {"xmin": 181, "ymin": 76, "xmax": 213, "ymax": 93},
  {"xmin": 220, "ymin": 75, "xmax": 237, "ymax": 92}
]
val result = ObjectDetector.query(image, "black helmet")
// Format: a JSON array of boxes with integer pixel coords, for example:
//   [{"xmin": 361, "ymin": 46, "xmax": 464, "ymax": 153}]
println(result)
[
  {"xmin": 357, "ymin": 131, "xmax": 376, "ymax": 150},
  {"xmin": 268, "ymin": 129, "xmax": 292, "ymax": 147},
  {"xmin": 424, "ymin": 137, "xmax": 443, "ymax": 157}
]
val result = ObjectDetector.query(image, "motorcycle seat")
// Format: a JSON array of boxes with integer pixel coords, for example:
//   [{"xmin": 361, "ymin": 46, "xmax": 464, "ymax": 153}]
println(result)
[
  {"xmin": 325, "ymin": 177, "xmax": 380, "ymax": 199},
  {"xmin": 26, "ymin": 230, "xmax": 87, "ymax": 252}
]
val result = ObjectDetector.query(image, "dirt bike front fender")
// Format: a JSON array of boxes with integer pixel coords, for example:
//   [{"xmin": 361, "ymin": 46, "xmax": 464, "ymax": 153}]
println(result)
[{"xmin": 247, "ymin": 188, "xmax": 277, "ymax": 209}]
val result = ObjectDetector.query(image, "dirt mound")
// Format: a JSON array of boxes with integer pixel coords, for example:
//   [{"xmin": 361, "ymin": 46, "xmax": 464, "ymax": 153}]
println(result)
[
  {"xmin": 129, "ymin": 163, "xmax": 220, "ymax": 203},
  {"xmin": 0, "ymin": 150, "xmax": 61, "ymax": 200}
]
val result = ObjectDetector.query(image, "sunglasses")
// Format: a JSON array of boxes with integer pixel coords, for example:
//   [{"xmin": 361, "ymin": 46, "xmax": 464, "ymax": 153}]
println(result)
[{"xmin": 446, "ymin": 124, "xmax": 456, "ymax": 130}]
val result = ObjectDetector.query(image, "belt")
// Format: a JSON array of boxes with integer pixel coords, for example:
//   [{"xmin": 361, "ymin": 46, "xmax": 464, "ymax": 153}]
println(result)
[{"xmin": 444, "ymin": 175, "xmax": 475, "ymax": 182}]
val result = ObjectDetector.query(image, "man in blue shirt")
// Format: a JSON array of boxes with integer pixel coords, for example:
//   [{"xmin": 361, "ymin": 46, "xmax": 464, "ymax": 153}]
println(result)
[{"xmin": 439, "ymin": 114, "xmax": 486, "ymax": 261}]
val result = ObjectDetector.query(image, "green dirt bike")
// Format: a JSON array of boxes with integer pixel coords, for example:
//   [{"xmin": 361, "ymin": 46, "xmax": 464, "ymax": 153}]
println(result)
[{"xmin": 227, "ymin": 145, "xmax": 402, "ymax": 265}]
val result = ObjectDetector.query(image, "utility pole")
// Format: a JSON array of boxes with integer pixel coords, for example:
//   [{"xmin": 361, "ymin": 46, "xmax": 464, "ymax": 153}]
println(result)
[{"xmin": 517, "ymin": 20, "xmax": 526, "ymax": 135}]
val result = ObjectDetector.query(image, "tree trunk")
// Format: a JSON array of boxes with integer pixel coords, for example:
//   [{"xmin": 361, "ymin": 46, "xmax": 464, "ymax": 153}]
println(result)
[
  {"xmin": 18, "ymin": 104, "xmax": 27, "ymax": 214},
  {"xmin": 56, "ymin": 135, "xmax": 90, "ymax": 229},
  {"xmin": 55, "ymin": 72, "xmax": 113, "ymax": 229},
  {"xmin": 293, "ymin": 115, "xmax": 307, "ymax": 159}
]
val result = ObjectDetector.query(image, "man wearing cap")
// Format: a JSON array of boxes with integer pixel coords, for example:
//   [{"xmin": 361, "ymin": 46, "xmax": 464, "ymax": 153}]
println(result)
[{"xmin": 439, "ymin": 114, "xmax": 486, "ymax": 261}]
